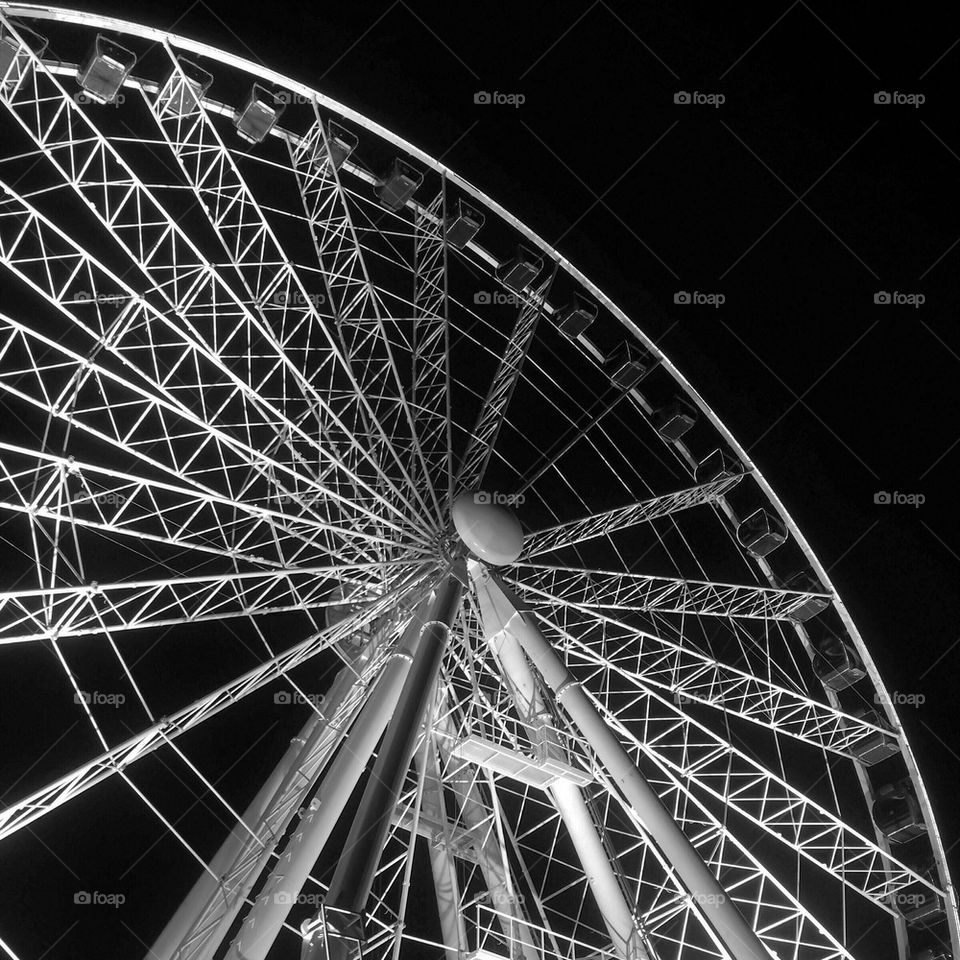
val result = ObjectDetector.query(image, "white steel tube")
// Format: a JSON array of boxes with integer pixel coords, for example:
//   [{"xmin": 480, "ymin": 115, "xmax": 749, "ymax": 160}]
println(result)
[
  {"xmin": 486, "ymin": 572, "xmax": 772, "ymax": 960},
  {"xmin": 474, "ymin": 566, "xmax": 647, "ymax": 960},
  {"xmin": 162, "ymin": 653, "xmax": 374, "ymax": 960},
  {"xmin": 415, "ymin": 744, "xmax": 467, "ymax": 960},
  {"xmin": 148, "ymin": 713, "xmax": 321, "ymax": 960},
  {"xmin": 223, "ymin": 611, "xmax": 428, "ymax": 960},
  {"xmin": 302, "ymin": 566, "xmax": 465, "ymax": 959}
]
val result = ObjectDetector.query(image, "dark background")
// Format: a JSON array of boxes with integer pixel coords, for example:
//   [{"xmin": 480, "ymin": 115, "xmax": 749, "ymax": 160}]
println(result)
[{"xmin": 4, "ymin": 0, "xmax": 960, "ymax": 956}]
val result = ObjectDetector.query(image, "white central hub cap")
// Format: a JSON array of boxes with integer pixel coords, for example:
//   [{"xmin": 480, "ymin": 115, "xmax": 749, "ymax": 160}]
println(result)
[{"xmin": 451, "ymin": 492, "xmax": 523, "ymax": 565}]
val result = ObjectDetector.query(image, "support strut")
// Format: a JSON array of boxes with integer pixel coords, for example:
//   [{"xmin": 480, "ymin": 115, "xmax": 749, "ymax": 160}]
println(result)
[
  {"xmin": 301, "ymin": 563, "xmax": 466, "ymax": 960},
  {"xmin": 224, "ymin": 602, "xmax": 431, "ymax": 960},
  {"xmin": 482, "ymin": 570, "xmax": 773, "ymax": 960},
  {"xmin": 473, "ymin": 563, "xmax": 650, "ymax": 960},
  {"xmin": 149, "ymin": 711, "xmax": 322, "ymax": 960}
]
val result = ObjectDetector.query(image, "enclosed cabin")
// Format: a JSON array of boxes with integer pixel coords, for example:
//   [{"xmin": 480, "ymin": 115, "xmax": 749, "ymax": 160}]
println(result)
[
  {"xmin": 605, "ymin": 342, "xmax": 653, "ymax": 390},
  {"xmin": 445, "ymin": 200, "xmax": 484, "ymax": 250},
  {"xmin": 736, "ymin": 508, "xmax": 788, "ymax": 558},
  {"xmin": 779, "ymin": 569, "xmax": 830, "ymax": 622},
  {"xmin": 376, "ymin": 157, "xmax": 423, "ymax": 212},
  {"xmin": 0, "ymin": 24, "xmax": 47, "ymax": 96},
  {"xmin": 895, "ymin": 858, "xmax": 947, "ymax": 929},
  {"xmin": 843, "ymin": 705, "xmax": 900, "ymax": 765},
  {"xmin": 902, "ymin": 892, "xmax": 948, "ymax": 930},
  {"xmin": 163, "ymin": 58, "xmax": 213, "ymax": 118},
  {"xmin": 77, "ymin": 34, "xmax": 136, "ymax": 105},
  {"xmin": 872, "ymin": 778, "xmax": 928, "ymax": 843},
  {"xmin": 810, "ymin": 628, "xmax": 866, "ymax": 690},
  {"xmin": 326, "ymin": 121, "xmax": 358, "ymax": 172},
  {"xmin": 653, "ymin": 395, "xmax": 698, "ymax": 442},
  {"xmin": 695, "ymin": 448, "xmax": 741, "ymax": 485},
  {"xmin": 554, "ymin": 294, "xmax": 598, "ymax": 339},
  {"xmin": 496, "ymin": 245, "xmax": 543, "ymax": 292},
  {"xmin": 235, "ymin": 84, "xmax": 286, "ymax": 144}
]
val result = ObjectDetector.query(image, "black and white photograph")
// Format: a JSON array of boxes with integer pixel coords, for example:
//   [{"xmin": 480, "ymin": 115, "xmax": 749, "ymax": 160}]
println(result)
[{"xmin": 0, "ymin": 4, "xmax": 957, "ymax": 960}]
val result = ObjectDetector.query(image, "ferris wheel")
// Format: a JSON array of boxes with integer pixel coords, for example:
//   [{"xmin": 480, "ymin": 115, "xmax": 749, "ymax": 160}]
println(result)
[{"xmin": 0, "ymin": 7, "xmax": 955, "ymax": 960}]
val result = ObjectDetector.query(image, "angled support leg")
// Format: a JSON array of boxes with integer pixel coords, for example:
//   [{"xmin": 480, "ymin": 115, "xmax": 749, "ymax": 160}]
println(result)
[
  {"xmin": 481, "ymin": 569, "xmax": 773, "ymax": 960},
  {"xmin": 301, "ymin": 563, "xmax": 466, "ymax": 960},
  {"xmin": 473, "ymin": 563, "xmax": 650, "ymax": 960}
]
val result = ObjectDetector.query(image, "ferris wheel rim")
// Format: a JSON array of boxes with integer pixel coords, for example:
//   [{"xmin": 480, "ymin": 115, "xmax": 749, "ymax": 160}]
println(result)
[{"xmin": 0, "ymin": 6, "xmax": 955, "ymax": 959}]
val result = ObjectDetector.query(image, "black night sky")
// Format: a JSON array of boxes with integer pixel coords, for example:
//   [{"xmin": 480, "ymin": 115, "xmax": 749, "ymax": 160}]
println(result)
[{"xmin": 2, "ymin": 1, "xmax": 960, "ymax": 958}]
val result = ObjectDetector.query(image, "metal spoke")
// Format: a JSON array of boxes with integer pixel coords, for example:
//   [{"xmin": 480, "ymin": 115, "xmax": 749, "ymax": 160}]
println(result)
[
  {"xmin": 456, "ymin": 271, "xmax": 554, "ymax": 492},
  {"xmin": 511, "ymin": 563, "xmax": 829, "ymax": 621},
  {"xmin": 0, "ymin": 561, "xmax": 414, "ymax": 644},
  {"xmin": 412, "ymin": 184, "xmax": 454, "ymax": 509},
  {"xmin": 0, "ymin": 442, "xmax": 406, "ymax": 568},
  {"xmin": 534, "ymin": 603, "xmax": 890, "ymax": 758},
  {"xmin": 521, "ymin": 475, "xmax": 745, "ymax": 558},
  {"xmin": 0, "ymin": 12, "xmax": 952, "ymax": 960},
  {"xmin": 0, "ymin": 568, "xmax": 430, "ymax": 842}
]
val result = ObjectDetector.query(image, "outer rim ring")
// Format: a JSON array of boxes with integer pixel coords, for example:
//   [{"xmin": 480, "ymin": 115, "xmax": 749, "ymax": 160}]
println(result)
[{"xmin": 1, "ymin": 4, "xmax": 956, "ymax": 954}]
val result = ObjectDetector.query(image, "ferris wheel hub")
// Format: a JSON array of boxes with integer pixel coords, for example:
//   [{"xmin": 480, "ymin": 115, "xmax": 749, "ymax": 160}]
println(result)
[{"xmin": 451, "ymin": 491, "xmax": 523, "ymax": 565}]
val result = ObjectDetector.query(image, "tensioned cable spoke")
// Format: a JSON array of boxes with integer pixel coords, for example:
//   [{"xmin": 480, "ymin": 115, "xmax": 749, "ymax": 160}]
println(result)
[
  {"xmin": 0, "ymin": 182, "xmax": 422, "ymax": 546},
  {"xmin": 0, "ymin": 315, "xmax": 431, "ymax": 554},
  {"xmin": 455, "ymin": 268, "xmax": 555, "ymax": 493},
  {"xmin": 0, "ymin": 567, "xmax": 432, "ymax": 842},
  {"xmin": 0, "ymin": 443, "xmax": 410, "ymax": 568},
  {"xmin": 0, "ymin": 29, "xmax": 434, "ymax": 544},
  {"xmin": 139, "ymin": 56, "xmax": 434, "ymax": 530},
  {"xmin": 290, "ymin": 102, "xmax": 440, "ymax": 523},
  {"xmin": 412, "ymin": 183, "xmax": 454, "ymax": 512},
  {"xmin": 0, "ymin": 14, "xmax": 947, "ymax": 960},
  {"xmin": 551, "ymin": 624, "xmax": 937, "ymax": 911},
  {"xmin": 462, "ymin": 573, "xmax": 918, "ymax": 950},
  {"xmin": 589, "ymin": 726, "xmax": 859, "ymax": 960}
]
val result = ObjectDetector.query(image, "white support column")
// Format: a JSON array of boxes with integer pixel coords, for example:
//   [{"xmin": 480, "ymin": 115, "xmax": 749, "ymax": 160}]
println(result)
[
  {"xmin": 223, "ymin": 607, "xmax": 429, "ymax": 960},
  {"xmin": 148, "ymin": 713, "xmax": 321, "ymax": 960},
  {"xmin": 158, "ymin": 649, "xmax": 381, "ymax": 960},
  {"xmin": 301, "ymin": 565, "xmax": 466, "ymax": 959},
  {"xmin": 483, "ymin": 570, "xmax": 773, "ymax": 960},
  {"xmin": 415, "ymin": 739, "xmax": 467, "ymax": 960},
  {"xmin": 473, "ymin": 564, "xmax": 649, "ymax": 960},
  {"xmin": 433, "ymin": 710, "xmax": 540, "ymax": 960}
]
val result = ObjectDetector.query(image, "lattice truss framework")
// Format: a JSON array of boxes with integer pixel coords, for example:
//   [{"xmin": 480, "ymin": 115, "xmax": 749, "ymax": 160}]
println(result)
[{"xmin": 0, "ymin": 11, "xmax": 953, "ymax": 960}]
